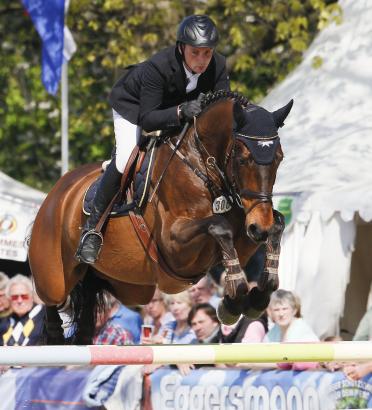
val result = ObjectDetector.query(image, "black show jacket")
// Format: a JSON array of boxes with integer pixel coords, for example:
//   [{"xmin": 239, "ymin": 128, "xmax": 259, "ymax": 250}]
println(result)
[{"xmin": 109, "ymin": 46, "xmax": 230, "ymax": 132}]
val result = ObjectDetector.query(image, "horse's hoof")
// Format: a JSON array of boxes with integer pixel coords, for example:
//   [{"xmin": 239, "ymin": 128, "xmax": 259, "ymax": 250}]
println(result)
[
  {"xmin": 241, "ymin": 306, "xmax": 263, "ymax": 319},
  {"xmin": 241, "ymin": 288, "xmax": 270, "ymax": 319},
  {"xmin": 217, "ymin": 300, "xmax": 240, "ymax": 325}
]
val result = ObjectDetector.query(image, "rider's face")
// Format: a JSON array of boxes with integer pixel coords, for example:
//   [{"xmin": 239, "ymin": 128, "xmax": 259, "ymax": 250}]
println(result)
[{"xmin": 182, "ymin": 45, "xmax": 214, "ymax": 74}]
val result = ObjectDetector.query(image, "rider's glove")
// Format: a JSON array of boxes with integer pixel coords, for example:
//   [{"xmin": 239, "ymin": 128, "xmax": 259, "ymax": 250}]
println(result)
[{"xmin": 178, "ymin": 99, "xmax": 202, "ymax": 122}]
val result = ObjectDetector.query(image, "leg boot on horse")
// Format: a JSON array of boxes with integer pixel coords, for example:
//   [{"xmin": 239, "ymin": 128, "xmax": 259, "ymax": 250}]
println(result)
[{"xmin": 75, "ymin": 160, "xmax": 122, "ymax": 264}]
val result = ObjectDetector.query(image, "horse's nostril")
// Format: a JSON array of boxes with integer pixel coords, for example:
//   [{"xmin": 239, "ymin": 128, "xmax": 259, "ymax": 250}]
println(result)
[{"xmin": 247, "ymin": 224, "xmax": 268, "ymax": 243}]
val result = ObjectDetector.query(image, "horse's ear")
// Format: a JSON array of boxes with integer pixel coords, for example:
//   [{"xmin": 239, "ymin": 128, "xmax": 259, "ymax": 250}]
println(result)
[
  {"xmin": 272, "ymin": 99, "xmax": 294, "ymax": 128},
  {"xmin": 233, "ymin": 101, "xmax": 246, "ymax": 129}
]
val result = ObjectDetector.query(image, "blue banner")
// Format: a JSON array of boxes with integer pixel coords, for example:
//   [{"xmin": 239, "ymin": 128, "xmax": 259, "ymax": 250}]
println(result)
[
  {"xmin": 150, "ymin": 367, "xmax": 372, "ymax": 410},
  {"xmin": 22, "ymin": 0, "xmax": 65, "ymax": 95}
]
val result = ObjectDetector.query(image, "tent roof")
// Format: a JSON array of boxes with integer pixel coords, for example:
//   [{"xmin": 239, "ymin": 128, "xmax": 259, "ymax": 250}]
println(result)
[
  {"xmin": 263, "ymin": 0, "xmax": 372, "ymax": 222},
  {"xmin": 0, "ymin": 171, "xmax": 45, "ymax": 208}
]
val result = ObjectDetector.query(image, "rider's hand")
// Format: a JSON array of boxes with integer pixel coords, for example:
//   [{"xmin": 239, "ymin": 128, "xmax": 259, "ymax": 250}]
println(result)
[{"xmin": 178, "ymin": 99, "xmax": 202, "ymax": 122}]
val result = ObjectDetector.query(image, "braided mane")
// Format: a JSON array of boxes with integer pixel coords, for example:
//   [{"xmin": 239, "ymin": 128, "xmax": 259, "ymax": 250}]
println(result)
[{"xmin": 201, "ymin": 90, "xmax": 251, "ymax": 110}]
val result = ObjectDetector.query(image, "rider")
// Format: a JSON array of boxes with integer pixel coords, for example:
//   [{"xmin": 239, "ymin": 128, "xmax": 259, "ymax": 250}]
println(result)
[{"xmin": 76, "ymin": 14, "xmax": 230, "ymax": 265}]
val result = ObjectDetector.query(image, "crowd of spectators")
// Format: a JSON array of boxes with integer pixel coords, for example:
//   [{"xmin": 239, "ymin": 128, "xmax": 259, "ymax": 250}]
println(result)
[{"xmin": 0, "ymin": 267, "xmax": 371, "ymax": 382}]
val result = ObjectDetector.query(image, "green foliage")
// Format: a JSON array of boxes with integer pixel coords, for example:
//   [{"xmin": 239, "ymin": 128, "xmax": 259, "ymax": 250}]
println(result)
[{"xmin": 0, "ymin": 0, "xmax": 341, "ymax": 190}]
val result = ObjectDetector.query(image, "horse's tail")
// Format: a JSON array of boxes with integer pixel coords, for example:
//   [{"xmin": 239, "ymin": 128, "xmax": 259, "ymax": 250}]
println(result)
[{"xmin": 68, "ymin": 269, "xmax": 111, "ymax": 345}]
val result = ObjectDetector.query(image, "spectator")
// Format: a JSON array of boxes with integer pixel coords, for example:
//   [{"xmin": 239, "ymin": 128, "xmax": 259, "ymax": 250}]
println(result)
[
  {"xmin": 188, "ymin": 275, "xmax": 220, "ymax": 309},
  {"xmin": 343, "ymin": 362, "xmax": 372, "ymax": 381},
  {"xmin": 162, "ymin": 291, "xmax": 196, "ymax": 344},
  {"xmin": 0, "ymin": 272, "xmax": 11, "ymax": 342},
  {"xmin": 188, "ymin": 303, "xmax": 220, "ymax": 343},
  {"xmin": 106, "ymin": 301, "xmax": 142, "ymax": 344},
  {"xmin": 220, "ymin": 314, "xmax": 268, "ymax": 344},
  {"xmin": 2, "ymin": 274, "xmax": 44, "ymax": 346},
  {"xmin": 353, "ymin": 306, "xmax": 372, "ymax": 341},
  {"xmin": 142, "ymin": 291, "xmax": 196, "ymax": 376},
  {"xmin": 142, "ymin": 288, "xmax": 173, "ymax": 344},
  {"xmin": 93, "ymin": 293, "xmax": 133, "ymax": 345},
  {"xmin": 264, "ymin": 289, "xmax": 319, "ymax": 370},
  {"xmin": 320, "ymin": 335, "xmax": 345, "ymax": 371}
]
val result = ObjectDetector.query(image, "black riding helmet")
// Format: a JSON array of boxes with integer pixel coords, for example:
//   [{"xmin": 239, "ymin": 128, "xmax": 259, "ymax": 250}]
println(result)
[{"xmin": 176, "ymin": 15, "xmax": 219, "ymax": 48}]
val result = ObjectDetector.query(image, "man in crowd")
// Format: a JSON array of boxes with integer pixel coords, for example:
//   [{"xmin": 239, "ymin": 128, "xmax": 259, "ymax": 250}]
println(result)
[
  {"xmin": 188, "ymin": 303, "xmax": 220, "ymax": 343},
  {"xmin": 2, "ymin": 274, "xmax": 44, "ymax": 346},
  {"xmin": 94, "ymin": 293, "xmax": 134, "ymax": 345},
  {"xmin": 188, "ymin": 275, "xmax": 220, "ymax": 309}
]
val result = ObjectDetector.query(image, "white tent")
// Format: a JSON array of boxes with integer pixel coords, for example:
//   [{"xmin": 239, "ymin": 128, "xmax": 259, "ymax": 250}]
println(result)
[
  {"xmin": 263, "ymin": 0, "xmax": 372, "ymax": 338},
  {"xmin": 0, "ymin": 171, "xmax": 45, "ymax": 262}
]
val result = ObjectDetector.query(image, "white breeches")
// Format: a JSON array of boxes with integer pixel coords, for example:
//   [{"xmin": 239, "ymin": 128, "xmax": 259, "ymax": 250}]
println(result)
[{"xmin": 112, "ymin": 109, "xmax": 141, "ymax": 173}]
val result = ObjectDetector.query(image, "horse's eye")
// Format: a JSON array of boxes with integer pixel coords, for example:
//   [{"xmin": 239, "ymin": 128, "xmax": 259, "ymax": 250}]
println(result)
[{"xmin": 239, "ymin": 158, "xmax": 249, "ymax": 166}]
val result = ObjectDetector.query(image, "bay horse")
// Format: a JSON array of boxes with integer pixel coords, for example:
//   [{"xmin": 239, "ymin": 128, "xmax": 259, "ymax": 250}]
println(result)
[{"xmin": 29, "ymin": 91, "xmax": 293, "ymax": 344}]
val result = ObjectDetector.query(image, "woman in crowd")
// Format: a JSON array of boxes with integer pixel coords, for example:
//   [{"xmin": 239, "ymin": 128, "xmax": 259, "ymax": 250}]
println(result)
[
  {"xmin": 264, "ymin": 289, "xmax": 319, "ymax": 370},
  {"xmin": 162, "ymin": 291, "xmax": 196, "ymax": 344},
  {"xmin": 142, "ymin": 291, "xmax": 196, "ymax": 376},
  {"xmin": 141, "ymin": 287, "xmax": 174, "ymax": 344},
  {"xmin": 2, "ymin": 274, "xmax": 44, "ymax": 346}
]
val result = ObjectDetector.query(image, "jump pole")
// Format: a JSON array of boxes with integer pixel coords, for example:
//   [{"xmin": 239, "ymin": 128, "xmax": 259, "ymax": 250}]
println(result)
[{"xmin": 0, "ymin": 342, "xmax": 371, "ymax": 367}]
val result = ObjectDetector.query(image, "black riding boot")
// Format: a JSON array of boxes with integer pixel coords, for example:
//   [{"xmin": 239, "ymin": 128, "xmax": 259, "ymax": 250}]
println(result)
[{"xmin": 76, "ymin": 160, "xmax": 122, "ymax": 264}]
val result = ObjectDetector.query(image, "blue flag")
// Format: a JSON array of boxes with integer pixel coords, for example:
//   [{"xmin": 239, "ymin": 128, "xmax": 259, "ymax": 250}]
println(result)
[{"xmin": 22, "ymin": 0, "xmax": 65, "ymax": 95}]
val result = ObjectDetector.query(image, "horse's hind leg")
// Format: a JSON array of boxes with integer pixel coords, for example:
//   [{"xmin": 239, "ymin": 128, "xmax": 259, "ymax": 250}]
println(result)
[{"xmin": 44, "ymin": 306, "xmax": 65, "ymax": 345}]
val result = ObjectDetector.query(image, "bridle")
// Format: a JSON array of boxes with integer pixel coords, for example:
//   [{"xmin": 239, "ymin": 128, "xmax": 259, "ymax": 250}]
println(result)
[
  {"xmin": 189, "ymin": 118, "xmax": 279, "ymax": 214},
  {"xmin": 166, "ymin": 117, "xmax": 280, "ymax": 214}
]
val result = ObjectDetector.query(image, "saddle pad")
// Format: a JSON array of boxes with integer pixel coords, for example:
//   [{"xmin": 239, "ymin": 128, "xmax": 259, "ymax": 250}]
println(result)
[{"xmin": 83, "ymin": 143, "xmax": 157, "ymax": 217}]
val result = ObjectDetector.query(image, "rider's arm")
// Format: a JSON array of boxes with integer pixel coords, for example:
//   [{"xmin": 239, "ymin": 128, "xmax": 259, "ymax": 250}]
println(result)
[{"xmin": 139, "ymin": 62, "xmax": 182, "ymax": 132}]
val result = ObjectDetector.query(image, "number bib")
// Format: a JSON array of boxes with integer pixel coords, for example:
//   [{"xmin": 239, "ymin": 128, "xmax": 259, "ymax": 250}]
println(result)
[{"xmin": 212, "ymin": 195, "xmax": 232, "ymax": 214}]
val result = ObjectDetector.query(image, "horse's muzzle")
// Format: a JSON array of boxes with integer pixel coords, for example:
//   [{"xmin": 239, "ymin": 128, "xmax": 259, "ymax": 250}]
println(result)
[{"xmin": 246, "ymin": 223, "xmax": 269, "ymax": 243}]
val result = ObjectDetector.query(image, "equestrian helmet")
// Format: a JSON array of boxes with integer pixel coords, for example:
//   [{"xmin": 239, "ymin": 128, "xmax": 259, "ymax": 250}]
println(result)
[{"xmin": 176, "ymin": 15, "xmax": 219, "ymax": 48}]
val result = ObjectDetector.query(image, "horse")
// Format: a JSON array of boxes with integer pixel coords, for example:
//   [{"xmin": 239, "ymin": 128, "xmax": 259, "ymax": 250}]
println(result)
[{"xmin": 29, "ymin": 90, "xmax": 293, "ymax": 344}]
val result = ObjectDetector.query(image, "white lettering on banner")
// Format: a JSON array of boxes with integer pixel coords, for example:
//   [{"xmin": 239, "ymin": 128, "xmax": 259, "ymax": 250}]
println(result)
[
  {"xmin": 204, "ymin": 386, "xmax": 219, "ymax": 410},
  {"xmin": 287, "ymin": 386, "xmax": 303, "ymax": 410},
  {"xmin": 190, "ymin": 385, "xmax": 205, "ymax": 410},
  {"xmin": 229, "ymin": 386, "xmax": 244, "ymax": 410},
  {"xmin": 160, "ymin": 373, "xmax": 179, "ymax": 409},
  {"xmin": 175, "ymin": 385, "xmax": 189, "ymax": 410},
  {"xmin": 270, "ymin": 385, "xmax": 286, "ymax": 410},
  {"xmin": 159, "ymin": 374, "xmax": 321, "ymax": 410},
  {"xmin": 303, "ymin": 387, "xmax": 319, "ymax": 410}
]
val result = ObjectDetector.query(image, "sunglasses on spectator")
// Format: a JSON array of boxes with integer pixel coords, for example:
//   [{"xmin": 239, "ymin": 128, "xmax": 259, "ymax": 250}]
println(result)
[{"xmin": 10, "ymin": 294, "xmax": 30, "ymax": 301}]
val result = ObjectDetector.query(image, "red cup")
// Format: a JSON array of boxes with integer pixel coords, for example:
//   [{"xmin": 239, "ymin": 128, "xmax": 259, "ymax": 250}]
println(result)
[{"xmin": 141, "ymin": 325, "xmax": 154, "ymax": 338}]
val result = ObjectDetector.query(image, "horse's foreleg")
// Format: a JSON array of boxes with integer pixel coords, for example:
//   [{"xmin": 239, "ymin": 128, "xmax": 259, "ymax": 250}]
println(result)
[
  {"xmin": 241, "ymin": 209, "xmax": 285, "ymax": 319},
  {"xmin": 207, "ymin": 221, "xmax": 249, "ymax": 299},
  {"xmin": 172, "ymin": 215, "xmax": 248, "ymax": 298}
]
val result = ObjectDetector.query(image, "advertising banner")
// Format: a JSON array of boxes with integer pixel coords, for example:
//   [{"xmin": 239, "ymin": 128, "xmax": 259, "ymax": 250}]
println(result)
[{"xmin": 150, "ymin": 367, "xmax": 372, "ymax": 410}]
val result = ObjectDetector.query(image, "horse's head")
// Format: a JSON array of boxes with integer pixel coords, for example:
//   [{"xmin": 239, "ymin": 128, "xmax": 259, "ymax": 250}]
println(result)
[
  {"xmin": 195, "ymin": 91, "xmax": 292, "ymax": 243},
  {"xmin": 231, "ymin": 99, "xmax": 293, "ymax": 242}
]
